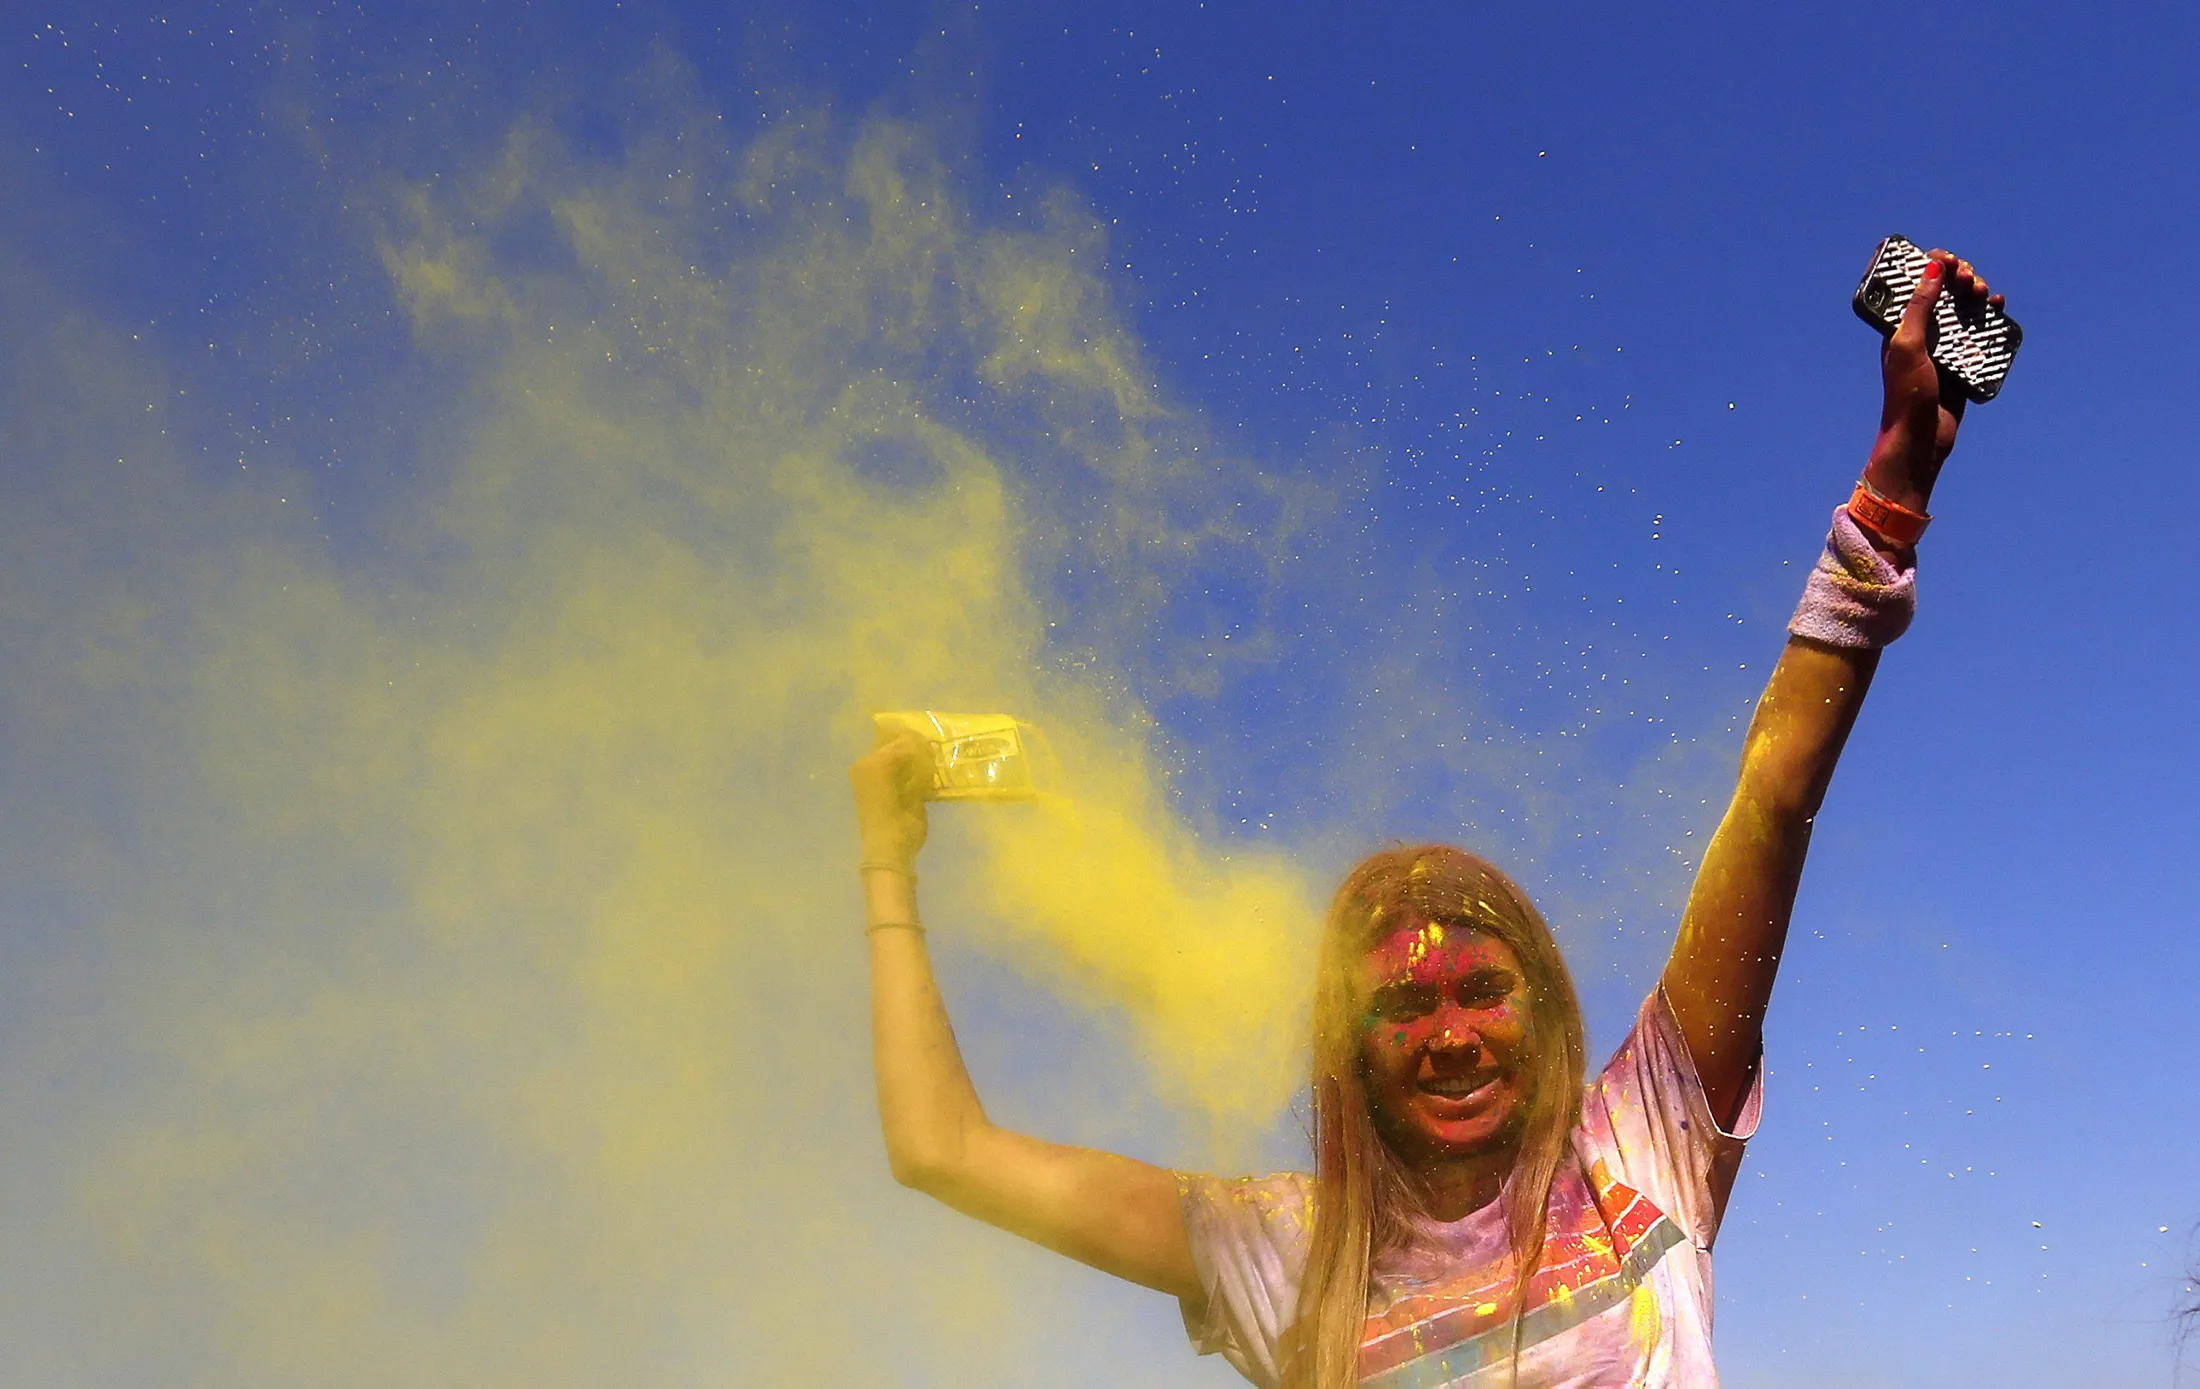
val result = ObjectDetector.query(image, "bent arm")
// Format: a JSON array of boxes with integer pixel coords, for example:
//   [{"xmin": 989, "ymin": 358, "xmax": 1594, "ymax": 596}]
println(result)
[
  {"xmin": 1660, "ymin": 637, "xmax": 1876, "ymax": 1128},
  {"xmin": 856, "ymin": 742, "xmax": 1199, "ymax": 1302}
]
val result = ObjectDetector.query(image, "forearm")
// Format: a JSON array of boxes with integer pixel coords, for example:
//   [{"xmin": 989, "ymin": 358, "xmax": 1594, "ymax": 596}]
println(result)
[
  {"xmin": 866, "ymin": 870, "xmax": 991, "ymax": 1187},
  {"xmin": 1734, "ymin": 637, "xmax": 1878, "ymax": 825},
  {"xmin": 1664, "ymin": 638, "xmax": 1877, "ymax": 1123}
]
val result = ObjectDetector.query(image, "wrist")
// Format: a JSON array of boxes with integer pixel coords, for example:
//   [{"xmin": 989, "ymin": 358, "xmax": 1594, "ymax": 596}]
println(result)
[
  {"xmin": 1861, "ymin": 443, "xmax": 1941, "ymax": 515},
  {"xmin": 858, "ymin": 838, "xmax": 919, "ymax": 872},
  {"xmin": 1787, "ymin": 505, "xmax": 1916, "ymax": 650},
  {"xmin": 862, "ymin": 861, "xmax": 921, "ymax": 927},
  {"xmin": 1845, "ymin": 478, "xmax": 1929, "ymax": 552}
]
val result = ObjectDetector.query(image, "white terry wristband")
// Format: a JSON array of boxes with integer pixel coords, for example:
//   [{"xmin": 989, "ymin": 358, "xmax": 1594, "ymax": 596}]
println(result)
[{"xmin": 1787, "ymin": 505, "xmax": 1916, "ymax": 649}]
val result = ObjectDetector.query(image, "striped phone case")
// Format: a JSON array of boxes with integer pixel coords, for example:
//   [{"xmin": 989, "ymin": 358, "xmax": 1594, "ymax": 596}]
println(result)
[{"xmin": 1852, "ymin": 234, "xmax": 2023, "ymax": 403}]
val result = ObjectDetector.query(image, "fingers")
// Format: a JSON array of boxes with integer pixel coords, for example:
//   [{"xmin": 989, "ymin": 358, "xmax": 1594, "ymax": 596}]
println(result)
[
  {"xmin": 886, "ymin": 730, "xmax": 931, "ymax": 787},
  {"xmin": 1895, "ymin": 251, "xmax": 1947, "ymax": 346},
  {"xmin": 1895, "ymin": 248, "xmax": 2006, "ymax": 364},
  {"xmin": 865, "ymin": 727, "xmax": 931, "ymax": 773},
  {"xmin": 1929, "ymin": 248, "xmax": 2005, "ymax": 313},
  {"xmin": 851, "ymin": 724, "xmax": 934, "ymax": 867},
  {"xmin": 855, "ymin": 730, "xmax": 921, "ymax": 775},
  {"xmin": 856, "ymin": 729, "xmax": 934, "ymax": 799},
  {"xmin": 1949, "ymin": 255, "xmax": 1988, "ymax": 306}
]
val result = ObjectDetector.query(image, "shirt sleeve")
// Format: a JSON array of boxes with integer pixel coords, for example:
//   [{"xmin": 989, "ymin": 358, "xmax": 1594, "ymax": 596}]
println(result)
[
  {"xmin": 1576, "ymin": 986, "xmax": 1763, "ymax": 1251},
  {"xmin": 1175, "ymin": 1171, "xmax": 1314, "ymax": 1389}
]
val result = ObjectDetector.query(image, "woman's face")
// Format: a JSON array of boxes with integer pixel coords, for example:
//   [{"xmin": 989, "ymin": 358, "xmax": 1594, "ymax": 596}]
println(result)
[{"xmin": 1357, "ymin": 920, "xmax": 1534, "ymax": 1164}]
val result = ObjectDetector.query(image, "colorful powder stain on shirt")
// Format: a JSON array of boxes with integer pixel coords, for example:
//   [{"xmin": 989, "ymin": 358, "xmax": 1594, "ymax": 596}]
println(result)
[{"xmin": 1178, "ymin": 989, "xmax": 1759, "ymax": 1388}]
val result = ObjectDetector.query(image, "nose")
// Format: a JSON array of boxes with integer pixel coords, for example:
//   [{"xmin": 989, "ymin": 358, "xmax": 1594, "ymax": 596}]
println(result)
[{"xmin": 1428, "ymin": 1007, "xmax": 1479, "ymax": 1056}]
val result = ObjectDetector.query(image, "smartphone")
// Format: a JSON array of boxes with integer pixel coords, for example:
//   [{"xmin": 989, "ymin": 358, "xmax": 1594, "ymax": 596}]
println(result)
[{"xmin": 1852, "ymin": 234, "xmax": 2023, "ymax": 403}]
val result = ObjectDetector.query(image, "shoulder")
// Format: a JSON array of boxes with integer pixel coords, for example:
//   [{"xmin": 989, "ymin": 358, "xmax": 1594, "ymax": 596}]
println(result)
[
  {"xmin": 1587, "ymin": 989, "xmax": 1708, "ymax": 1105},
  {"xmin": 1181, "ymin": 1171, "xmax": 1314, "ymax": 1232},
  {"xmin": 1573, "ymin": 987, "xmax": 1759, "ymax": 1246},
  {"xmin": 1179, "ymin": 1171, "xmax": 1317, "ymax": 1274},
  {"xmin": 1176, "ymin": 1173, "xmax": 1314, "ymax": 1388}
]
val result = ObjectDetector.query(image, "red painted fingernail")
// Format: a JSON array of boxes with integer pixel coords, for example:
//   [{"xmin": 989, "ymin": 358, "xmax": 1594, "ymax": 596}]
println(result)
[{"xmin": 1923, "ymin": 261, "xmax": 1943, "ymax": 278}]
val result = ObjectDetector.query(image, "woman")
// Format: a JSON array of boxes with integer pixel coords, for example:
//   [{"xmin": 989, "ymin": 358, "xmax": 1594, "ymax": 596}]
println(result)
[{"xmin": 852, "ymin": 250, "xmax": 2001, "ymax": 1387}]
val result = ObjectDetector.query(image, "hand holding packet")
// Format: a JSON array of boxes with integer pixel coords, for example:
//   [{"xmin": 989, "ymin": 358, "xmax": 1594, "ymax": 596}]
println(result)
[{"xmin": 871, "ymin": 711, "xmax": 1055, "ymax": 801}]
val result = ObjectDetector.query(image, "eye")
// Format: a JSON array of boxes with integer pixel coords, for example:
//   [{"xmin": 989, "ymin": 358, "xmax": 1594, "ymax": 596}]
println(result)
[
  {"xmin": 1367, "ymin": 985, "xmax": 1433, "ymax": 1023},
  {"xmin": 1457, "ymin": 971, "xmax": 1520, "ymax": 1008}
]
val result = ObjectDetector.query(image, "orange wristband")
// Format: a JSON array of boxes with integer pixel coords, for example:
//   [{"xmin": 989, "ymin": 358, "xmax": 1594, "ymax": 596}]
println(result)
[{"xmin": 1846, "ymin": 479, "xmax": 1930, "ymax": 547}]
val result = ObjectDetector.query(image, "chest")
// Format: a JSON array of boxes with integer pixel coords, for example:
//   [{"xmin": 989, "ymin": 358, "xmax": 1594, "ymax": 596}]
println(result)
[{"xmin": 1354, "ymin": 1164, "xmax": 1689, "ymax": 1387}]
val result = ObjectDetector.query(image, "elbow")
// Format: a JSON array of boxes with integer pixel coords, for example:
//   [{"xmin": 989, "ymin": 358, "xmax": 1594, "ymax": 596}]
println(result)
[
  {"xmin": 1737, "ymin": 780, "xmax": 1822, "ymax": 831},
  {"xmin": 884, "ymin": 1126, "xmax": 976, "ymax": 1196},
  {"xmin": 1735, "ymin": 750, "xmax": 1830, "ymax": 829},
  {"xmin": 887, "ymin": 1146, "xmax": 952, "ymax": 1194}
]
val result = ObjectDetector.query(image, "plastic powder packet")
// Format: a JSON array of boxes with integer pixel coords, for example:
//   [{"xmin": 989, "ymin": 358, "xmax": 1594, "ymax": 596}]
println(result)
[{"xmin": 871, "ymin": 711, "xmax": 1056, "ymax": 801}]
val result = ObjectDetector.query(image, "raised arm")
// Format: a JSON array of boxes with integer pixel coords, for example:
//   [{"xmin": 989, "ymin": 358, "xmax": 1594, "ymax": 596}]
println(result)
[
  {"xmin": 853, "ymin": 731, "xmax": 1200, "ymax": 1301},
  {"xmin": 1662, "ymin": 250, "xmax": 2002, "ymax": 1127}
]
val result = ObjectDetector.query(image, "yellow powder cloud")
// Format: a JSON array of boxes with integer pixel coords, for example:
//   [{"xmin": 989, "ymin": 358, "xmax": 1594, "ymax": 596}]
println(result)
[{"xmin": 1, "ymin": 102, "xmax": 1322, "ymax": 1386}]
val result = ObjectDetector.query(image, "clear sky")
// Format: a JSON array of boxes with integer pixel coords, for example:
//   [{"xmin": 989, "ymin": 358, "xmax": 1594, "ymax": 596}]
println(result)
[{"xmin": 5, "ymin": 3, "xmax": 2199, "ymax": 1386}]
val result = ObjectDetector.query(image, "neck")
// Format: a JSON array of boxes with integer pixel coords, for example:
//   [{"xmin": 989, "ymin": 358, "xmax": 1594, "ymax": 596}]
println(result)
[{"xmin": 1409, "ymin": 1143, "xmax": 1518, "ymax": 1222}]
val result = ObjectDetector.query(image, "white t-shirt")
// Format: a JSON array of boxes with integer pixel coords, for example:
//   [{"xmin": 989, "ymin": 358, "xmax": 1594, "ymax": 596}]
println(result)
[{"xmin": 1178, "ymin": 988, "xmax": 1761, "ymax": 1387}]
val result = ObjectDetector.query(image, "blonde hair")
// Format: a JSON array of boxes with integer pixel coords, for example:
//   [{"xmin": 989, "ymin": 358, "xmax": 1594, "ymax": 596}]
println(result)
[{"xmin": 1283, "ymin": 845, "xmax": 1586, "ymax": 1389}]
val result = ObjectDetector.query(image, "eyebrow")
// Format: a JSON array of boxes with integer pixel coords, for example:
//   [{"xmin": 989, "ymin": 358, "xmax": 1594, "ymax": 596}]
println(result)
[{"xmin": 1369, "ymin": 965, "xmax": 1517, "ymax": 993}]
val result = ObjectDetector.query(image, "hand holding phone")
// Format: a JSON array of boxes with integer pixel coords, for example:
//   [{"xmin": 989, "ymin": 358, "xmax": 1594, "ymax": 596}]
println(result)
[{"xmin": 1853, "ymin": 234, "xmax": 2022, "ymax": 403}]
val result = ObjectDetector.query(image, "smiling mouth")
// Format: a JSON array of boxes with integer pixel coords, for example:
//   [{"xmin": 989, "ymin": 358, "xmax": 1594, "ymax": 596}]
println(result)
[{"xmin": 1418, "ymin": 1073, "xmax": 1498, "ymax": 1100}]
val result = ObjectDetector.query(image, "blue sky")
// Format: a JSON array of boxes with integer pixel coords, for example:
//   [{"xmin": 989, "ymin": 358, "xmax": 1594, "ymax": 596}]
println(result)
[{"xmin": 6, "ymin": 3, "xmax": 2200, "ymax": 1385}]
